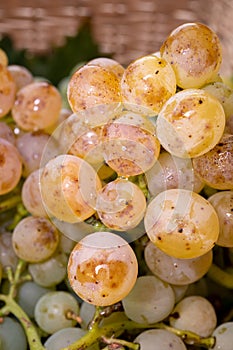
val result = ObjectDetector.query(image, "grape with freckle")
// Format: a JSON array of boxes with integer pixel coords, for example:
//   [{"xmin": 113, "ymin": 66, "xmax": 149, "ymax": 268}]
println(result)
[{"xmin": 0, "ymin": 21, "xmax": 233, "ymax": 350}]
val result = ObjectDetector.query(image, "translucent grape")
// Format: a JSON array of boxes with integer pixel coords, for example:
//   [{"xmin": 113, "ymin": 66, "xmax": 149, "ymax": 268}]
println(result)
[
  {"xmin": 87, "ymin": 57, "xmax": 125, "ymax": 80},
  {"xmin": 144, "ymin": 241, "xmax": 213, "ymax": 285},
  {"xmin": 16, "ymin": 281, "xmax": 54, "ymax": 318},
  {"xmin": 67, "ymin": 64, "xmax": 121, "ymax": 113},
  {"xmin": 12, "ymin": 81, "xmax": 62, "ymax": 131},
  {"xmin": 0, "ymin": 317, "xmax": 27, "ymax": 350},
  {"xmin": 169, "ymin": 295, "xmax": 217, "ymax": 337},
  {"xmin": 171, "ymin": 284, "xmax": 188, "ymax": 303},
  {"xmin": 134, "ymin": 329, "xmax": 187, "ymax": 350},
  {"xmin": 208, "ymin": 191, "xmax": 233, "ymax": 247},
  {"xmin": 0, "ymin": 64, "xmax": 16, "ymax": 118},
  {"xmin": 212, "ymin": 322, "xmax": 233, "ymax": 350},
  {"xmin": 28, "ymin": 250, "xmax": 68, "ymax": 287},
  {"xmin": 145, "ymin": 150, "xmax": 204, "ymax": 196},
  {"xmin": 0, "ymin": 121, "xmax": 16, "ymax": 144},
  {"xmin": 12, "ymin": 216, "xmax": 60, "ymax": 263},
  {"xmin": 121, "ymin": 55, "xmax": 177, "ymax": 115},
  {"xmin": 44, "ymin": 327, "xmax": 86, "ymax": 350},
  {"xmin": 0, "ymin": 137, "xmax": 22, "ymax": 195},
  {"xmin": 34, "ymin": 291, "xmax": 79, "ymax": 334},
  {"xmin": 102, "ymin": 110, "xmax": 160, "ymax": 176},
  {"xmin": 79, "ymin": 301, "xmax": 96, "ymax": 329},
  {"xmin": 160, "ymin": 22, "xmax": 222, "ymax": 89},
  {"xmin": 40, "ymin": 154, "xmax": 102, "ymax": 223},
  {"xmin": 7, "ymin": 64, "xmax": 33, "ymax": 91},
  {"xmin": 122, "ymin": 275, "xmax": 175, "ymax": 324},
  {"xmin": 0, "ymin": 48, "xmax": 8, "ymax": 66},
  {"xmin": 144, "ymin": 189, "xmax": 219, "ymax": 259},
  {"xmin": 193, "ymin": 134, "xmax": 233, "ymax": 189},
  {"xmin": 0, "ymin": 231, "xmax": 18, "ymax": 275},
  {"xmin": 68, "ymin": 231, "xmax": 138, "ymax": 306},
  {"xmin": 21, "ymin": 169, "xmax": 48, "ymax": 217},
  {"xmin": 45, "ymin": 107, "xmax": 72, "ymax": 135},
  {"xmin": 96, "ymin": 178, "xmax": 146, "ymax": 231},
  {"xmin": 156, "ymin": 89, "xmax": 225, "ymax": 158}
]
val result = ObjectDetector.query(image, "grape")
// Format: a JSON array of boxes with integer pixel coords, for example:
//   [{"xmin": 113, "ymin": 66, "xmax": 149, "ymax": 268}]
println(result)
[
  {"xmin": 169, "ymin": 295, "xmax": 217, "ymax": 337},
  {"xmin": 0, "ymin": 48, "xmax": 8, "ymax": 66},
  {"xmin": 0, "ymin": 317, "xmax": 27, "ymax": 350},
  {"xmin": 0, "ymin": 121, "xmax": 16, "ymax": 144},
  {"xmin": 16, "ymin": 281, "xmax": 54, "ymax": 318},
  {"xmin": 45, "ymin": 108, "xmax": 72, "ymax": 135},
  {"xmin": 102, "ymin": 110, "xmax": 160, "ymax": 176},
  {"xmin": 144, "ymin": 189, "xmax": 219, "ymax": 259},
  {"xmin": 122, "ymin": 275, "xmax": 175, "ymax": 324},
  {"xmin": 34, "ymin": 291, "xmax": 79, "ymax": 334},
  {"xmin": 144, "ymin": 241, "xmax": 213, "ymax": 285},
  {"xmin": 208, "ymin": 191, "xmax": 233, "ymax": 247},
  {"xmin": 156, "ymin": 89, "xmax": 225, "ymax": 158},
  {"xmin": 28, "ymin": 250, "xmax": 68, "ymax": 287},
  {"xmin": 44, "ymin": 327, "xmax": 86, "ymax": 350},
  {"xmin": 40, "ymin": 154, "xmax": 102, "ymax": 223},
  {"xmin": 160, "ymin": 22, "xmax": 222, "ymax": 89},
  {"xmin": 0, "ymin": 137, "xmax": 22, "ymax": 195},
  {"xmin": 0, "ymin": 231, "xmax": 18, "ymax": 275},
  {"xmin": 170, "ymin": 284, "xmax": 188, "ymax": 303},
  {"xmin": 212, "ymin": 322, "xmax": 233, "ymax": 350},
  {"xmin": 7, "ymin": 64, "xmax": 33, "ymax": 91},
  {"xmin": 0, "ymin": 64, "xmax": 16, "ymax": 118},
  {"xmin": 96, "ymin": 177, "xmax": 146, "ymax": 231},
  {"xmin": 87, "ymin": 57, "xmax": 125, "ymax": 80},
  {"xmin": 79, "ymin": 301, "xmax": 96, "ymax": 329},
  {"xmin": 12, "ymin": 216, "xmax": 60, "ymax": 263},
  {"xmin": 58, "ymin": 234, "xmax": 76, "ymax": 255},
  {"xmin": 134, "ymin": 329, "xmax": 187, "ymax": 350},
  {"xmin": 121, "ymin": 54, "xmax": 176, "ymax": 115},
  {"xmin": 21, "ymin": 169, "xmax": 48, "ymax": 217},
  {"xmin": 193, "ymin": 134, "xmax": 233, "ymax": 190},
  {"xmin": 145, "ymin": 150, "xmax": 204, "ymax": 196},
  {"xmin": 12, "ymin": 81, "xmax": 62, "ymax": 131},
  {"xmin": 16, "ymin": 131, "xmax": 58, "ymax": 177},
  {"xmin": 68, "ymin": 231, "xmax": 138, "ymax": 306},
  {"xmin": 67, "ymin": 64, "xmax": 121, "ymax": 113}
]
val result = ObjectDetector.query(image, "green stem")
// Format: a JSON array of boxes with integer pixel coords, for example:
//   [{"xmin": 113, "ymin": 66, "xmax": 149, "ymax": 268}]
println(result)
[
  {"xmin": 0, "ymin": 195, "xmax": 22, "ymax": 213},
  {"xmin": 0, "ymin": 294, "xmax": 45, "ymax": 350},
  {"xmin": 102, "ymin": 336, "xmax": 139, "ymax": 349},
  {"xmin": 207, "ymin": 263, "xmax": 233, "ymax": 289}
]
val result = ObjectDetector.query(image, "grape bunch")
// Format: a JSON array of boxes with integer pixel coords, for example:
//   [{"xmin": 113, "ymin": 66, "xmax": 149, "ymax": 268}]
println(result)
[{"xmin": 0, "ymin": 22, "xmax": 233, "ymax": 350}]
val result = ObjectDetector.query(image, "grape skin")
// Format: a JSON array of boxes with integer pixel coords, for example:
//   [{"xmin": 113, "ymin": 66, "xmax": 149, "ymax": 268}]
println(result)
[
  {"xmin": 0, "ymin": 64, "xmax": 16, "ymax": 118},
  {"xmin": 212, "ymin": 322, "xmax": 233, "ymax": 350},
  {"xmin": 134, "ymin": 329, "xmax": 187, "ymax": 350},
  {"xmin": 68, "ymin": 232, "xmax": 138, "ymax": 306},
  {"xmin": 7, "ymin": 64, "xmax": 33, "ymax": 91}
]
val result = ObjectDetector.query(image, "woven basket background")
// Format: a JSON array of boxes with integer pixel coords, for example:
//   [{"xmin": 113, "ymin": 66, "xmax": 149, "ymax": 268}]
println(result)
[{"xmin": 0, "ymin": 0, "xmax": 232, "ymax": 75}]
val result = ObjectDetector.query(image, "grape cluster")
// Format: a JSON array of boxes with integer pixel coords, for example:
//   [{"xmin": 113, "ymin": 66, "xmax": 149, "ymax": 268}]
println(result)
[{"xmin": 0, "ymin": 22, "xmax": 233, "ymax": 350}]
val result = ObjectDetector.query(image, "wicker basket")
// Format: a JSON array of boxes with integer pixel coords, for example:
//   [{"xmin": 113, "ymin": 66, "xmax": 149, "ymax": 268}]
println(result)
[{"xmin": 0, "ymin": 0, "xmax": 233, "ymax": 75}]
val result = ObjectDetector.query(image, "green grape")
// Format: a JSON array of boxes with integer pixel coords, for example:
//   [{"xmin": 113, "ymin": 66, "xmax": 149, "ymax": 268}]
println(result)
[
  {"xmin": 212, "ymin": 322, "xmax": 233, "ymax": 350},
  {"xmin": 160, "ymin": 22, "xmax": 222, "ymax": 89},
  {"xmin": 68, "ymin": 231, "xmax": 138, "ymax": 306},
  {"xmin": 0, "ymin": 231, "xmax": 18, "ymax": 275},
  {"xmin": 121, "ymin": 54, "xmax": 177, "ymax": 115},
  {"xmin": 193, "ymin": 134, "xmax": 233, "ymax": 189},
  {"xmin": 144, "ymin": 189, "xmax": 219, "ymax": 259},
  {"xmin": 145, "ymin": 150, "xmax": 204, "ymax": 196},
  {"xmin": 134, "ymin": 329, "xmax": 187, "ymax": 350},
  {"xmin": 122, "ymin": 275, "xmax": 175, "ymax": 324},
  {"xmin": 79, "ymin": 301, "xmax": 96, "ymax": 329},
  {"xmin": 96, "ymin": 177, "xmax": 146, "ymax": 231},
  {"xmin": 28, "ymin": 250, "xmax": 68, "ymax": 287},
  {"xmin": 12, "ymin": 216, "xmax": 60, "ymax": 263},
  {"xmin": 34, "ymin": 291, "xmax": 79, "ymax": 334},
  {"xmin": 12, "ymin": 81, "xmax": 62, "ymax": 131},
  {"xmin": 102, "ymin": 109, "xmax": 160, "ymax": 176},
  {"xmin": 0, "ymin": 317, "xmax": 27, "ymax": 350},
  {"xmin": 169, "ymin": 295, "xmax": 217, "ymax": 337},
  {"xmin": 87, "ymin": 57, "xmax": 125, "ymax": 80},
  {"xmin": 144, "ymin": 241, "xmax": 213, "ymax": 285},
  {"xmin": 156, "ymin": 89, "xmax": 225, "ymax": 158},
  {"xmin": 40, "ymin": 154, "xmax": 102, "ymax": 223},
  {"xmin": 67, "ymin": 64, "xmax": 122, "ymax": 113},
  {"xmin": 208, "ymin": 191, "xmax": 233, "ymax": 247},
  {"xmin": 44, "ymin": 327, "xmax": 87, "ymax": 350},
  {"xmin": 0, "ymin": 137, "xmax": 22, "ymax": 195},
  {"xmin": 170, "ymin": 284, "xmax": 188, "ymax": 303},
  {"xmin": 16, "ymin": 281, "xmax": 54, "ymax": 318},
  {"xmin": 0, "ymin": 64, "xmax": 16, "ymax": 118},
  {"xmin": 7, "ymin": 64, "xmax": 33, "ymax": 91}
]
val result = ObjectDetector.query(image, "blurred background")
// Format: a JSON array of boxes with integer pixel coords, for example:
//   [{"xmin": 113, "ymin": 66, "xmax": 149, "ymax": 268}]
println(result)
[{"xmin": 0, "ymin": 0, "xmax": 232, "ymax": 86}]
